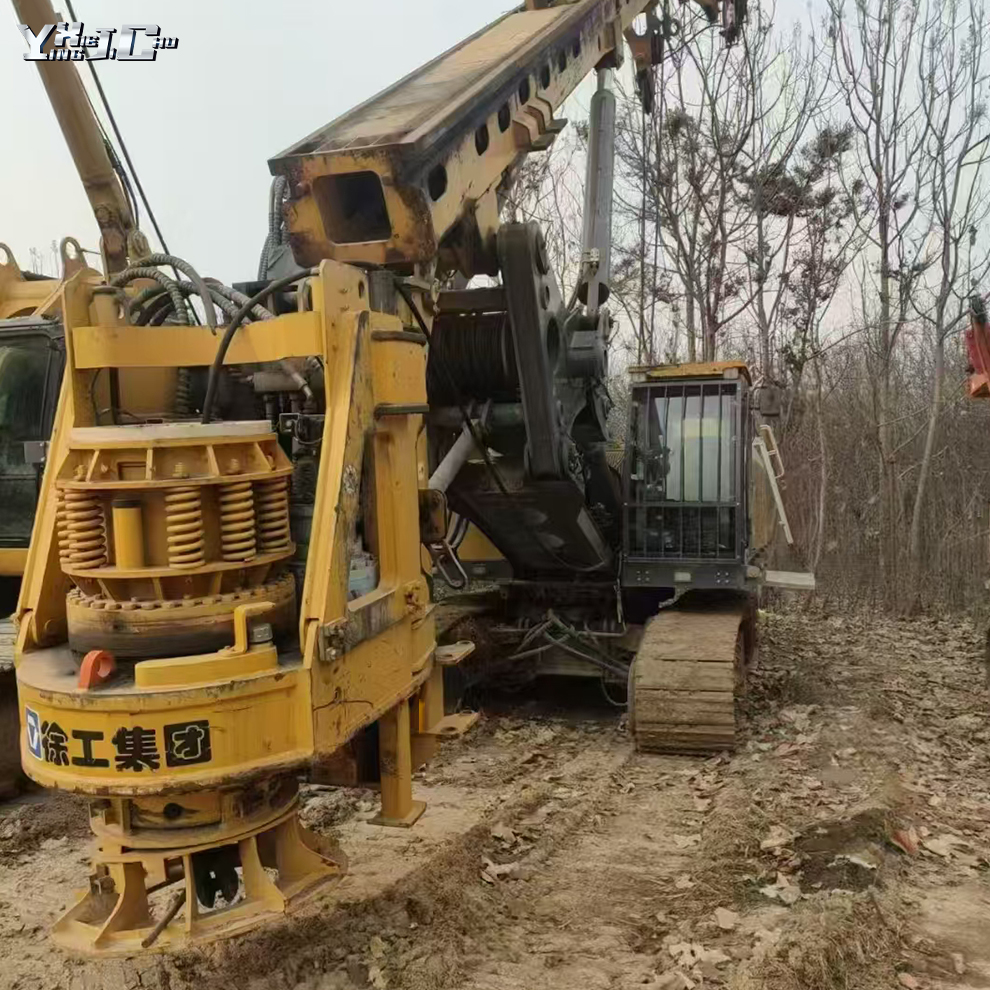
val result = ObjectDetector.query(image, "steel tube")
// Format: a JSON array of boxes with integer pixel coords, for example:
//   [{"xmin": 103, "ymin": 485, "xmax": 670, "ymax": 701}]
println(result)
[
  {"xmin": 429, "ymin": 422, "xmax": 477, "ymax": 493},
  {"xmin": 579, "ymin": 69, "xmax": 617, "ymax": 317}
]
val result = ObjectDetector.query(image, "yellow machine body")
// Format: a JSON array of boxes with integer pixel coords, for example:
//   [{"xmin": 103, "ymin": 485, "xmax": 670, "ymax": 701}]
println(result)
[
  {"xmin": 14, "ymin": 262, "xmax": 451, "ymax": 953},
  {"xmin": 8, "ymin": 0, "xmax": 738, "ymax": 957}
]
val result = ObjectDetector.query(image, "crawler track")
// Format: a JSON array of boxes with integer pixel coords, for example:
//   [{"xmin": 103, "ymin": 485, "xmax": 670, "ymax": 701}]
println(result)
[{"xmin": 629, "ymin": 599, "xmax": 751, "ymax": 754}]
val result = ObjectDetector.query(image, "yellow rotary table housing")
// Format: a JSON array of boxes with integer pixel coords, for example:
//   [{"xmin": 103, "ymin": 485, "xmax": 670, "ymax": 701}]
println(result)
[{"xmin": 14, "ymin": 262, "xmax": 467, "ymax": 954}]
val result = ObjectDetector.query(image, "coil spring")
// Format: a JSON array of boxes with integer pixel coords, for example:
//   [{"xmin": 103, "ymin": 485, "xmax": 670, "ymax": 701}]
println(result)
[
  {"xmin": 59, "ymin": 489, "xmax": 107, "ymax": 569},
  {"xmin": 255, "ymin": 477, "xmax": 292, "ymax": 554},
  {"xmin": 165, "ymin": 486, "xmax": 206, "ymax": 569},
  {"xmin": 291, "ymin": 456, "xmax": 318, "ymax": 505},
  {"xmin": 219, "ymin": 480, "xmax": 256, "ymax": 561},
  {"xmin": 56, "ymin": 490, "xmax": 70, "ymax": 563},
  {"xmin": 174, "ymin": 367, "xmax": 193, "ymax": 417}
]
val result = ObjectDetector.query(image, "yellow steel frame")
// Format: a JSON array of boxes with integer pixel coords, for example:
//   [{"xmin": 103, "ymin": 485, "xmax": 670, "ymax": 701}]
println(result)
[
  {"xmin": 274, "ymin": 0, "xmax": 664, "ymax": 272},
  {"xmin": 14, "ymin": 260, "xmax": 446, "ymax": 951},
  {"xmin": 18, "ymin": 260, "xmax": 437, "ymax": 787},
  {"xmin": 71, "ymin": 313, "xmax": 324, "ymax": 368},
  {"xmin": 0, "ymin": 241, "xmax": 99, "ymax": 581}
]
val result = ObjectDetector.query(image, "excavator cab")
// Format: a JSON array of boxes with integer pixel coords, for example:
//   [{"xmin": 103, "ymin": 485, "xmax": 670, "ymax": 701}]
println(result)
[
  {"xmin": 0, "ymin": 318, "xmax": 63, "ymax": 577},
  {"xmin": 621, "ymin": 361, "xmax": 800, "ymax": 598},
  {"xmin": 623, "ymin": 362, "xmax": 751, "ymax": 594},
  {"xmin": 0, "ymin": 317, "xmax": 63, "ymax": 797}
]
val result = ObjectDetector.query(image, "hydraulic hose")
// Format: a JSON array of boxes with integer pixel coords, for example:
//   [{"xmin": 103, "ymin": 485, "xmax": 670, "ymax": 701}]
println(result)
[
  {"xmin": 200, "ymin": 268, "xmax": 317, "ymax": 424},
  {"xmin": 137, "ymin": 290, "xmax": 181, "ymax": 326},
  {"xmin": 258, "ymin": 176, "xmax": 288, "ymax": 280},
  {"xmin": 134, "ymin": 254, "xmax": 218, "ymax": 334},
  {"xmin": 206, "ymin": 280, "xmax": 275, "ymax": 321},
  {"xmin": 132, "ymin": 283, "xmax": 240, "ymax": 325},
  {"xmin": 110, "ymin": 267, "xmax": 187, "ymax": 323}
]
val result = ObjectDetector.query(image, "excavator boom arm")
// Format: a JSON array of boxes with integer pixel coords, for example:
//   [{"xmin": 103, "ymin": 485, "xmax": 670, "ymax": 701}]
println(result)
[{"xmin": 12, "ymin": 0, "xmax": 139, "ymax": 273}]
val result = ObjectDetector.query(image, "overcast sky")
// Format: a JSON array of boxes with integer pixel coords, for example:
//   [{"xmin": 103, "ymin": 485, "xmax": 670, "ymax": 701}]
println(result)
[
  {"xmin": 2, "ymin": 0, "xmax": 818, "ymax": 288},
  {"xmin": 1, "ymin": 0, "xmax": 520, "ymax": 284}
]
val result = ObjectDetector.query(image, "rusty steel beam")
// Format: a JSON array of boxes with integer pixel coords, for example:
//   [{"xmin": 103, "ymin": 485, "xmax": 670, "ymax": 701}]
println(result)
[{"xmin": 270, "ymin": 0, "xmax": 682, "ymax": 274}]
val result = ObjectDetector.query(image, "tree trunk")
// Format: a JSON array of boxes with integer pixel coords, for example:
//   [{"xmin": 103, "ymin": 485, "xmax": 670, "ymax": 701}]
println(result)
[
  {"xmin": 876, "ymin": 231, "xmax": 899, "ymax": 606},
  {"xmin": 812, "ymin": 358, "xmax": 828, "ymax": 572},
  {"xmin": 686, "ymin": 289, "xmax": 697, "ymax": 362},
  {"xmin": 908, "ymin": 333, "xmax": 945, "ymax": 562}
]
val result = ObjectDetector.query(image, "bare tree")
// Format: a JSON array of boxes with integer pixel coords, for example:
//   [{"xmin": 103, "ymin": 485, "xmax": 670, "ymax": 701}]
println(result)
[
  {"xmin": 906, "ymin": 0, "xmax": 990, "ymax": 574},
  {"xmin": 613, "ymin": 2, "xmax": 842, "ymax": 373},
  {"xmin": 828, "ymin": 0, "xmax": 934, "ymax": 600},
  {"xmin": 613, "ymin": 9, "xmax": 762, "ymax": 363},
  {"xmin": 734, "ymin": 17, "xmax": 833, "ymax": 381},
  {"xmin": 500, "ymin": 133, "xmax": 585, "ymax": 297},
  {"xmin": 773, "ymin": 126, "xmax": 862, "ymax": 568}
]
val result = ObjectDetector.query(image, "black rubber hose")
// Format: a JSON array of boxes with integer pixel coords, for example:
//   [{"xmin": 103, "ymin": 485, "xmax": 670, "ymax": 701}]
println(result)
[
  {"xmin": 132, "ymin": 282, "xmax": 264, "ymax": 326},
  {"xmin": 128, "ymin": 284, "xmax": 165, "ymax": 318},
  {"xmin": 206, "ymin": 280, "xmax": 274, "ymax": 321},
  {"xmin": 136, "ymin": 291, "xmax": 176, "ymax": 326},
  {"xmin": 201, "ymin": 269, "xmax": 317, "ymax": 424},
  {"xmin": 131, "ymin": 279, "xmax": 273, "ymax": 324},
  {"xmin": 134, "ymin": 254, "xmax": 218, "ymax": 334},
  {"xmin": 149, "ymin": 301, "xmax": 178, "ymax": 326},
  {"xmin": 258, "ymin": 177, "xmax": 288, "ymax": 280},
  {"xmin": 110, "ymin": 267, "xmax": 187, "ymax": 323}
]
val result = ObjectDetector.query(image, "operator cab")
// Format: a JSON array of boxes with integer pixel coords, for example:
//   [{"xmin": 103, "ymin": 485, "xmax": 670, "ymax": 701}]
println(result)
[
  {"xmin": 623, "ymin": 361, "xmax": 751, "ymax": 595},
  {"xmin": 0, "ymin": 317, "xmax": 63, "ymax": 573}
]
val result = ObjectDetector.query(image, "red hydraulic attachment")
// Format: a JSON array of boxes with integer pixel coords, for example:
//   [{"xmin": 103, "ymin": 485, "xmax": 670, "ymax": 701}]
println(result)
[{"xmin": 965, "ymin": 295, "xmax": 990, "ymax": 398}]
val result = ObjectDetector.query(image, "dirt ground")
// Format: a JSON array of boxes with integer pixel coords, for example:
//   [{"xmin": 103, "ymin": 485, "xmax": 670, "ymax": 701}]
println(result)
[{"xmin": 1, "ymin": 605, "xmax": 989, "ymax": 990}]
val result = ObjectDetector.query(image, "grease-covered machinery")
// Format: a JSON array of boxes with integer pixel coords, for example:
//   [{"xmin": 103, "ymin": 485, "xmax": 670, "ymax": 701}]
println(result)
[{"xmin": 14, "ymin": 0, "xmax": 736, "ymax": 956}]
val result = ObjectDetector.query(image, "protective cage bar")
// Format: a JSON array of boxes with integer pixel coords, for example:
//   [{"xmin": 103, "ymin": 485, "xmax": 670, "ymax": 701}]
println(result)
[{"xmin": 623, "ymin": 379, "xmax": 745, "ymax": 562}]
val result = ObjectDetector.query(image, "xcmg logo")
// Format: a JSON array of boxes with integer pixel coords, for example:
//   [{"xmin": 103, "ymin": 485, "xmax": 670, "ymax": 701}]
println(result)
[{"xmin": 17, "ymin": 22, "xmax": 179, "ymax": 61}]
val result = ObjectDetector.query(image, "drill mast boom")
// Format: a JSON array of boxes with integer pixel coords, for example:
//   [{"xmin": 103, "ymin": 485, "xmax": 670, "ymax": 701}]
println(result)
[{"xmin": 270, "ymin": 0, "xmax": 663, "ymax": 274}]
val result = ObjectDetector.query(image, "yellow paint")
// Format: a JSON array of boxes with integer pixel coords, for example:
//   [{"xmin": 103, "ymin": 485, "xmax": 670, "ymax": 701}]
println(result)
[
  {"xmin": 12, "ymin": 236, "xmax": 453, "ymax": 955},
  {"xmin": 52, "ymin": 800, "xmax": 340, "ymax": 955},
  {"xmin": 72, "ymin": 312, "xmax": 323, "ymax": 369},
  {"xmin": 15, "ymin": 261, "xmax": 444, "ymax": 806},
  {"xmin": 456, "ymin": 523, "xmax": 504, "ymax": 564},
  {"xmin": 272, "ymin": 0, "xmax": 660, "ymax": 271},
  {"xmin": 632, "ymin": 360, "xmax": 752, "ymax": 383},
  {"xmin": 133, "ymin": 644, "xmax": 278, "ymax": 689},
  {"xmin": 110, "ymin": 502, "xmax": 145, "ymax": 569},
  {"xmin": 18, "ymin": 658, "xmax": 313, "ymax": 792},
  {"xmin": 0, "ymin": 548, "xmax": 27, "ymax": 576},
  {"xmin": 0, "ymin": 253, "xmax": 94, "ymax": 582}
]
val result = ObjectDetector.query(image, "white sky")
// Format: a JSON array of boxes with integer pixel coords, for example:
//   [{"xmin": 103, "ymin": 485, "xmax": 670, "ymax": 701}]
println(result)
[
  {"xmin": 2, "ymin": 0, "xmax": 820, "ymax": 289},
  {"xmin": 1, "ymin": 0, "xmax": 518, "ymax": 284}
]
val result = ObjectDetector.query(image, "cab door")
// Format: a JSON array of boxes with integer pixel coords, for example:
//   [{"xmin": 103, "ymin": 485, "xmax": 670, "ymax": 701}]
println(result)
[{"xmin": 0, "ymin": 320, "xmax": 65, "ymax": 569}]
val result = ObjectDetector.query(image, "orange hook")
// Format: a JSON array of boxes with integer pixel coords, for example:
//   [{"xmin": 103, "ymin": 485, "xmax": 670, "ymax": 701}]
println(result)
[{"xmin": 78, "ymin": 650, "xmax": 116, "ymax": 689}]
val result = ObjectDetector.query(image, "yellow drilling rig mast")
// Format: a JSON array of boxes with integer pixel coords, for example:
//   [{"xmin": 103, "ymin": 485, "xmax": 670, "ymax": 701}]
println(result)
[{"xmin": 12, "ymin": 0, "xmax": 747, "ymax": 955}]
